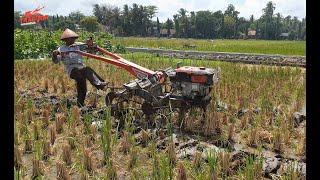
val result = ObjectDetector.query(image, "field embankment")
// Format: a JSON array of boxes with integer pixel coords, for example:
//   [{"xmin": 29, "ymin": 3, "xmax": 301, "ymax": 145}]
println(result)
[{"xmin": 126, "ymin": 47, "xmax": 306, "ymax": 67}]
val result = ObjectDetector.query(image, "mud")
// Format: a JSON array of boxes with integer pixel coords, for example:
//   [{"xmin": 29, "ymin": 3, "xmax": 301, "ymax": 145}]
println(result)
[{"xmin": 16, "ymin": 88, "xmax": 306, "ymax": 179}]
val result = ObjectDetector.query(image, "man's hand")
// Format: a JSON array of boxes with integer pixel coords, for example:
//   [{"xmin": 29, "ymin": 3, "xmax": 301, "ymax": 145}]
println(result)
[
  {"xmin": 86, "ymin": 38, "xmax": 94, "ymax": 47},
  {"xmin": 52, "ymin": 50, "xmax": 60, "ymax": 57},
  {"xmin": 86, "ymin": 37, "xmax": 97, "ymax": 54},
  {"xmin": 52, "ymin": 50, "xmax": 60, "ymax": 63}
]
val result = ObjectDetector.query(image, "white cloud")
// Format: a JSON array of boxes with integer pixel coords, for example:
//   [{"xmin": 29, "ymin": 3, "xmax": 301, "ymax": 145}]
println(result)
[
  {"xmin": 14, "ymin": 0, "xmax": 306, "ymax": 22},
  {"xmin": 143, "ymin": 0, "xmax": 228, "ymax": 21},
  {"xmin": 236, "ymin": 0, "xmax": 306, "ymax": 19}
]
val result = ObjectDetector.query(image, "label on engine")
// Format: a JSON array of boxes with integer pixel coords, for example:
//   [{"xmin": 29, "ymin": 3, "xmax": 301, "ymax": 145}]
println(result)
[{"xmin": 191, "ymin": 75, "xmax": 207, "ymax": 83}]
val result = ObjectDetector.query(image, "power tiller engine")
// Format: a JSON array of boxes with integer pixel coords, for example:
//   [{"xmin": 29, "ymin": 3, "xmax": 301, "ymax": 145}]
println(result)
[
  {"xmin": 168, "ymin": 66, "xmax": 218, "ymax": 102},
  {"xmin": 61, "ymin": 38, "xmax": 221, "ymax": 125}
]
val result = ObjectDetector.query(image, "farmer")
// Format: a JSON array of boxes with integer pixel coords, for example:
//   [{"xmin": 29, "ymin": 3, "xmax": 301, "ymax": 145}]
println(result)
[{"xmin": 52, "ymin": 28, "xmax": 107, "ymax": 107}]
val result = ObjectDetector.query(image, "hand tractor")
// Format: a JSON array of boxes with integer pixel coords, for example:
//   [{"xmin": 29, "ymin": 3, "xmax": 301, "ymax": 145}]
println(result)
[{"xmin": 64, "ymin": 38, "xmax": 221, "ymax": 126}]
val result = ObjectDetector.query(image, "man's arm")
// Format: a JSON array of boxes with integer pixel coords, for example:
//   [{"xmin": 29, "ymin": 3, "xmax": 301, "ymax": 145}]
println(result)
[{"xmin": 52, "ymin": 49, "xmax": 61, "ymax": 64}]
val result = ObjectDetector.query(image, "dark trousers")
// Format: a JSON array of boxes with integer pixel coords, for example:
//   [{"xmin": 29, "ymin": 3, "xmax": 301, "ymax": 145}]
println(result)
[{"xmin": 70, "ymin": 67, "xmax": 105, "ymax": 107}]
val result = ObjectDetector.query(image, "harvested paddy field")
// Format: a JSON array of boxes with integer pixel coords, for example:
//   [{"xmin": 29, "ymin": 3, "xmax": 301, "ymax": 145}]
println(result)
[{"xmin": 14, "ymin": 53, "xmax": 306, "ymax": 179}]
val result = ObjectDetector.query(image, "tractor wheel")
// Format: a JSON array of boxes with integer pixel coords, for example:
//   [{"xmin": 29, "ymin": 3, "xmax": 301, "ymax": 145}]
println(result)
[
  {"xmin": 105, "ymin": 92, "xmax": 117, "ymax": 106},
  {"xmin": 141, "ymin": 102, "xmax": 156, "ymax": 116},
  {"xmin": 105, "ymin": 92, "xmax": 128, "ymax": 119}
]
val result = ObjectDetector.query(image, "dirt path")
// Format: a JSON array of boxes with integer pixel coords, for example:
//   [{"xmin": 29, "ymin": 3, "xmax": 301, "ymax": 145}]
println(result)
[{"xmin": 125, "ymin": 47, "xmax": 306, "ymax": 67}]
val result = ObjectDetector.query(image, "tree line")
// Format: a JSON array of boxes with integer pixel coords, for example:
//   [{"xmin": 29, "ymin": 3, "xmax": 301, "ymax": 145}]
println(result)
[{"xmin": 14, "ymin": 1, "xmax": 305, "ymax": 40}]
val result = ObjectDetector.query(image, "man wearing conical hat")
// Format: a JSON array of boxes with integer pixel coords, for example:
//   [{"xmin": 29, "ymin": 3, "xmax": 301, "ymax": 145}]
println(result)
[{"xmin": 52, "ymin": 28, "xmax": 107, "ymax": 107}]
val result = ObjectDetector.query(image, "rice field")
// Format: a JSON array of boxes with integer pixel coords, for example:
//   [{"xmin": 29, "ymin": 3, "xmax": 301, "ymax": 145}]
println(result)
[
  {"xmin": 14, "ymin": 53, "xmax": 306, "ymax": 179},
  {"xmin": 111, "ymin": 37, "xmax": 306, "ymax": 56}
]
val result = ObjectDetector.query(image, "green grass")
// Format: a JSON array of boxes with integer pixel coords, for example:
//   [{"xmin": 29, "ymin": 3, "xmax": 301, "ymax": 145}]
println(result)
[{"xmin": 111, "ymin": 37, "xmax": 306, "ymax": 56}]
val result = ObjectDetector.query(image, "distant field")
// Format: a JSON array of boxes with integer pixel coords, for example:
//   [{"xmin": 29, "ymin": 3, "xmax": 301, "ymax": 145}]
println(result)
[{"xmin": 111, "ymin": 37, "xmax": 306, "ymax": 56}]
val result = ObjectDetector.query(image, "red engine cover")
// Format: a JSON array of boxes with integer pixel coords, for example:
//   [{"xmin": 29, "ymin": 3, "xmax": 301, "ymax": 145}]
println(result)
[
  {"xmin": 175, "ymin": 66, "xmax": 212, "ymax": 84},
  {"xmin": 175, "ymin": 66, "xmax": 208, "ymax": 75}
]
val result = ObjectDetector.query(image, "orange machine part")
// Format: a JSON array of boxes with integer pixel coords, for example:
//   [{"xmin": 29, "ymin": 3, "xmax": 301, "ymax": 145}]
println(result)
[{"xmin": 191, "ymin": 75, "xmax": 207, "ymax": 83}]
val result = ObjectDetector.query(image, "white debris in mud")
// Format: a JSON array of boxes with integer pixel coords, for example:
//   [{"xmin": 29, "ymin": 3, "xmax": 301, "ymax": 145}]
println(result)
[
  {"xmin": 263, "ymin": 157, "xmax": 281, "ymax": 175},
  {"xmin": 92, "ymin": 121, "xmax": 103, "ymax": 130}
]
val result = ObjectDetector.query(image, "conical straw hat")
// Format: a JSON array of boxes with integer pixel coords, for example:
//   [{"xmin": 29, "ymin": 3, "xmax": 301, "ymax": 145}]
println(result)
[{"xmin": 60, "ymin": 28, "xmax": 79, "ymax": 40}]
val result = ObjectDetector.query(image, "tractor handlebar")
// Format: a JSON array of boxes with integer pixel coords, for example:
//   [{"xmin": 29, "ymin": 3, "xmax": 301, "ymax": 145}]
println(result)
[{"xmin": 60, "ymin": 40, "xmax": 165, "ymax": 83}]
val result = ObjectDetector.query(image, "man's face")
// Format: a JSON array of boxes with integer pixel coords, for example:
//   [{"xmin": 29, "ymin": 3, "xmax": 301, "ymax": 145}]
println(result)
[{"xmin": 63, "ymin": 37, "xmax": 76, "ymax": 46}]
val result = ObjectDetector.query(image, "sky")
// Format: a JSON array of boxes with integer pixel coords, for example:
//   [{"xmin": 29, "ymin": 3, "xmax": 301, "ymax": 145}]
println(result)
[{"xmin": 14, "ymin": 0, "xmax": 306, "ymax": 22}]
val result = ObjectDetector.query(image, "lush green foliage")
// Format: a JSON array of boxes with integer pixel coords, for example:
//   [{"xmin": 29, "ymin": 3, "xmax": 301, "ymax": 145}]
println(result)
[
  {"xmin": 14, "ymin": 29, "xmax": 61, "ymax": 59},
  {"xmin": 80, "ymin": 16, "xmax": 99, "ymax": 32},
  {"xmin": 166, "ymin": 2, "xmax": 305, "ymax": 40},
  {"xmin": 14, "ymin": 29, "xmax": 122, "ymax": 59},
  {"xmin": 93, "ymin": 4, "xmax": 158, "ymax": 36}
]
